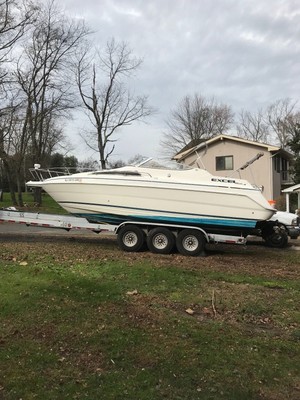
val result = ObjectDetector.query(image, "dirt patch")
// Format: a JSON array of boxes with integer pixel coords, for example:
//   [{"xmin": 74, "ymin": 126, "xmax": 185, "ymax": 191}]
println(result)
[{"xmin": 0, "ymin": 232, "xmax": 299, "ymax": 280}]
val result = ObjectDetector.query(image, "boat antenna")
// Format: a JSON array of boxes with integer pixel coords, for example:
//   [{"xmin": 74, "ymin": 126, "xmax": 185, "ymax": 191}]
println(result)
[
  {"xmin": 239, "ymin": 152, "xmax": 264, "ymax": 171},
  {"xmin": 135, "ymin": 157, "xmax": 153, "ymax": 167},
  {"xmin": 230, "ymin": 152, "xmax": 264, "ymax": 178},
  {"xmin": 194, "ymin": 151, "xmax": 207, "ymax": 169}
]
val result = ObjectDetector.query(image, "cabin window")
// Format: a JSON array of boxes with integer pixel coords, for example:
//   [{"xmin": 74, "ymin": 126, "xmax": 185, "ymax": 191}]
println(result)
[{"xmin": 216, "ymin": 155, "xmax": 233, "ymax": 171}]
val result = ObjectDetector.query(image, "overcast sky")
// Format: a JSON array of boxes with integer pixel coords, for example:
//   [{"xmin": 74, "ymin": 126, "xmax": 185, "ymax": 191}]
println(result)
[{"xmin": 61, "ymin": 0, "xmax": 300, "ymax": 162}]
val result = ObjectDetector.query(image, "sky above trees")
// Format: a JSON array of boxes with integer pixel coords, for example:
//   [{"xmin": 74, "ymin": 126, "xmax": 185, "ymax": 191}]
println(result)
[{"xmin": 61, "ymin": 0, "xmax": 300, "ymax": 161}]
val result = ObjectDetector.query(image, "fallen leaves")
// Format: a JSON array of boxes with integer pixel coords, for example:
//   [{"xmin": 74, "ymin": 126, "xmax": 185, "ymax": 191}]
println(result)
[
  {"xmin": 19, "ymin": 261, "xmax": 28, "ymax": 266},
  {"xmin": 185, "ymin": 308, "xmax": 195, "ymax": 315},
  {"xmin": 126, "ymin": 289, "xmax": 138, "ymax": 296}
]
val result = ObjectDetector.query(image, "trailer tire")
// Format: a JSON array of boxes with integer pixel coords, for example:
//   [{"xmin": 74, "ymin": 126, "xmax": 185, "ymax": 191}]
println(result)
[
  {"xmin": 264, "ymin": 231, "xmax": 288, "ymax": 248},
  {"xmin": 117, "ymin": 225, "xmax": 145, "ymax": 252},
  {"xmin": 147, "ymin": 227, "xmax": 175, "ymax": 254},
  {"xmin": 176, "ymin": 229, "xmax": 206, "ymax": 257}
]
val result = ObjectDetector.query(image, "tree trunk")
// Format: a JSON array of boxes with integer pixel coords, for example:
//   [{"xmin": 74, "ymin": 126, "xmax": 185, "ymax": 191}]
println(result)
[
  {"xmin": 2, "ymin": 159, "xmax": 18, "ymax": 206},
  {"xmin": 33, "ymin": 187, "xmax": 42, "ymax": 206},
  {"xmin": 17, "ymin": 177, "xmax": 24, "ymax": 207}
]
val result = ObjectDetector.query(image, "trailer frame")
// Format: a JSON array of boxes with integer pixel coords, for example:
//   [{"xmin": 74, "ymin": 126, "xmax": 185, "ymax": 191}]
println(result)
[{"xmin": 0, "ymin": 208, "xmax": 249, "ymax": 256}]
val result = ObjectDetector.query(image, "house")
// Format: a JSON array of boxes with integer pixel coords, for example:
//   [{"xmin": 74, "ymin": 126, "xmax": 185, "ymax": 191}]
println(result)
[
  {"xmin": 282, "ymin": 183, "xmax": 300, "ymax": 212},
  {"xmin": 173, "ymin": 134, "xmax": 294, "ymax": 202}
]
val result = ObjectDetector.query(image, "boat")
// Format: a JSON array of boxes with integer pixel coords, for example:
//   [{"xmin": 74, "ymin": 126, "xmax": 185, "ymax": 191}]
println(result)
[{"xmin": 27, "ymin": 163, "xmax": 276, "ymax": 237}]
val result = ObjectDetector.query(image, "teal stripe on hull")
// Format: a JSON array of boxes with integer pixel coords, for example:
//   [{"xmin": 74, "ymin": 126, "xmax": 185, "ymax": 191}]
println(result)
[
  {"xmin": 73, "ymin": 212, "xmax": 257, "ymax": 228},
  {"xmin": 134, "ymin": 215, "xmax": 257, "ymax": 228}
]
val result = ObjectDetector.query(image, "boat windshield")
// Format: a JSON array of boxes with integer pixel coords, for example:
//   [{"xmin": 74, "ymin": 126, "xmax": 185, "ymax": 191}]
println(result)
[
  {"xmin": 89, "ymin": 158, "xmax": 191, "ymax": 177},
  {"xmin": 132, "ymin": 157, "xmax": 191, "ymax": 170}
]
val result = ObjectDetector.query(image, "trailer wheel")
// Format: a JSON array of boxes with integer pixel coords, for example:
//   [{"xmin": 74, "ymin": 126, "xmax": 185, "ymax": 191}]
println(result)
[
  {"xmin": 264, "ymin": 231, "xmax": 288, "ymax": 248},
  {"xmin": 262, "ymin": 223, "xmax": 289, "ymax": 248},
  {"xmin": 176, "ymin": 229, "xmax": 206, "ymax": 257},
  {"xmin": 147, "ymin": 227, "xmax": 175, "ymax": 254},
  {"xmin": 117, "ymin": 225, "xmax": 145, "ymax": 252}
]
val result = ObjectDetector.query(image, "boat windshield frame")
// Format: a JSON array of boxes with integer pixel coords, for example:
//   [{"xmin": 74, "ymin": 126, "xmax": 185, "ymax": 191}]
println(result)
[{"xmin": 91, "ymin": 170, "xmax": 142, "ymax": 176}]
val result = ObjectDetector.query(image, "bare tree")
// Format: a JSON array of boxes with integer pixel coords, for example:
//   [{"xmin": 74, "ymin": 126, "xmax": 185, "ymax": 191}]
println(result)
[
  {"xmin": 267, "ymin": 98, "xmax": 298, "ymax": 149},
  {"xmin": 0, "ymin": 0, "xmax": 36, "ymax": 86},
  {"xmin": 75, "ymin": 39, "xmax": 153, "ymax": 169},
  {"xmin": 0, "ymin": 103, "xmax": 21, "ymax": 204},
  {"xmin": 161, "ymin": 94, "xmax": 234, "ymax": 157},
  {"xmin": 15, "ymin": 0, "xmax": 89, "ymax": 165},
  {"xmin": 236, "ymin": 108, "xmax": 270, "ymax": 143},
  {"xmin": 0, "ymin": 0, "xmax": 34, "ymax": 49},
  {"xmin": 4, "ymin": 108, "xmax": 31, "ymax": 205},
  {"xmin": 0, "ymin": 0, "xmax": 90, "ymax": 205},
  {"xmin": 0, "ymin": 0, "xmax": 36, "ymax": 204}
]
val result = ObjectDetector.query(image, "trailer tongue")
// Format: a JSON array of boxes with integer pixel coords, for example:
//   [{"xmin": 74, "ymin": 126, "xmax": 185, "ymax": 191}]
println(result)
[{"xmin": 0, "ymin": 208, "xmax": 111, "ymax": 233}]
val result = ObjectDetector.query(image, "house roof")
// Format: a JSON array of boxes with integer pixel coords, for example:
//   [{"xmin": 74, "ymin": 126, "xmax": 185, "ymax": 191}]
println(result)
[
  {"xmin": 174, "ymin": 138, "xmax": 204, "ymax": 155},
  {"xmin": 173, "ymin": 134, "xmax": 293, "ymax": 161},
  {"xmin": 282, "ymin": 183, "xmax": 300, "ymax": 193}
]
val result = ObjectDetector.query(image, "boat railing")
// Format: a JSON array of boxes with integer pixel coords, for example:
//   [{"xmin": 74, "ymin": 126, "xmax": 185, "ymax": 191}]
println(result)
[{"xmin": 29, "ymin": 166, "xmax": 95, "ymax": 181}]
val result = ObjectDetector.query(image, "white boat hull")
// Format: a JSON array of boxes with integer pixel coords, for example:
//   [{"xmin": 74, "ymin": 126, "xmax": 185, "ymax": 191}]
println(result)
[{"xmin": 27, "ymin": 167, "xmax": 275, "ymax": 234}]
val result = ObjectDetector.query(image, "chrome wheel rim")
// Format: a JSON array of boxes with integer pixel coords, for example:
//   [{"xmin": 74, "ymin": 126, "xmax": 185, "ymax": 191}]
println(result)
[
  {"xmin": 123, "ymin": 232, "xmax": 138, "ymax": 247},
  {"xmin": 153, "ymin": 234, "xmax": 168, "ymax": 249},
  {"xmin": 182, "ymin": 235, "xmax": 199, "ymax": 251}
]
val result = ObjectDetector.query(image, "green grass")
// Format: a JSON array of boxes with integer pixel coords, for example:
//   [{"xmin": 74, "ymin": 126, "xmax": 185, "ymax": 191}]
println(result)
[
  {"xmin": 1, "ymin": 191, "xmax": 66, "ymax": 214},
  {"xmin": 0, "ymin": 239, "xmax": 299, "ymax": 399}
]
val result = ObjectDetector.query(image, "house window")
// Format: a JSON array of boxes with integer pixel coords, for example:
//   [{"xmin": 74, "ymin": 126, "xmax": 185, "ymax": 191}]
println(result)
[
  {"xmin": 274, "ymin": 155, "xmax": 281, "ymax": 173},
  {"xmin": 281, "ymin": 158, "xmax": 289, "ymax": 181},
  {"xmin": 216, "ymin": 155, "xmax": 233, "ymax": 171}
]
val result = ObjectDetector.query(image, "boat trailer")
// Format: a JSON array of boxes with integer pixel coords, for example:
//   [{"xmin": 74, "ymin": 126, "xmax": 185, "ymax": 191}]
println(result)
[{"xmin": 0, "ymin": 209, "xmax": 287, "ymax": 256}]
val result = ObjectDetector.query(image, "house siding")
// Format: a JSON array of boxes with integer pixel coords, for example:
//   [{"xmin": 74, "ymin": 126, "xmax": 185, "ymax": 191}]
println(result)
[{"xmin": 272, "ymin": 157, "xmax": 283, "ymax": 199}]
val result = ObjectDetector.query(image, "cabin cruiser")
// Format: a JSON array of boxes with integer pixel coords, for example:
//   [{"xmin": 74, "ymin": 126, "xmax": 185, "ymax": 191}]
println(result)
[{"xmin": 27, "ymin": 163, "xmax": 276, "ymax": 237}]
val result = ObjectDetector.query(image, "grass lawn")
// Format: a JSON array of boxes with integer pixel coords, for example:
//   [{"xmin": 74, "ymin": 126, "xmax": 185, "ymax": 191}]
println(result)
[
  {"xmin": 1, "ymin": 192, "xmax": 67, "ymax": 214},
  {"xmin": 0, "ymin": 235, "xmax": 299, "ymax": 399}
]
